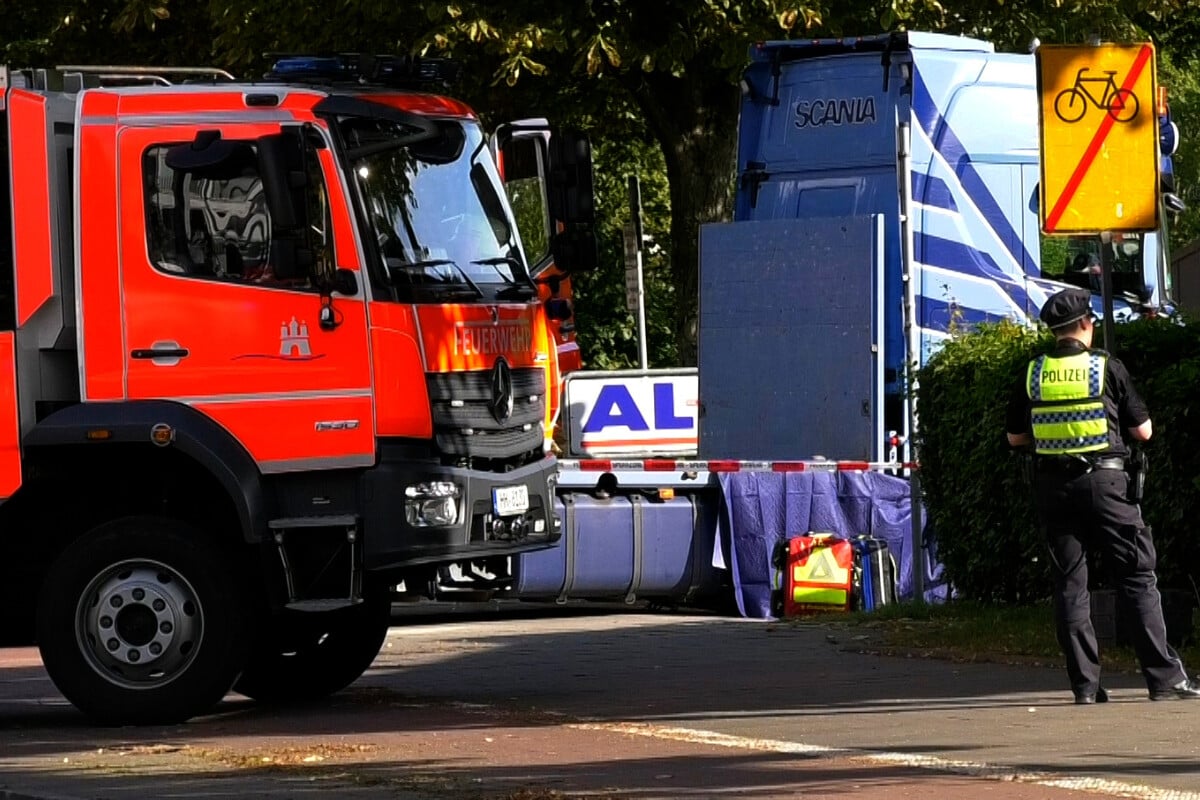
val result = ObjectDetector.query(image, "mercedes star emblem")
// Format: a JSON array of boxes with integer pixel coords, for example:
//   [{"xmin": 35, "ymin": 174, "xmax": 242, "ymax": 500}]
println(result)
[{"xmin": 489, "ymin": 357, "xmax": 514, "ymax": 423}]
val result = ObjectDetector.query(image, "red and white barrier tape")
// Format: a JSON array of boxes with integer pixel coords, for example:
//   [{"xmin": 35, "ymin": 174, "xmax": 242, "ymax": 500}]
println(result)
[{"xmin": 558, "ymin": 459, "xmax": 918, "ymax": 473}]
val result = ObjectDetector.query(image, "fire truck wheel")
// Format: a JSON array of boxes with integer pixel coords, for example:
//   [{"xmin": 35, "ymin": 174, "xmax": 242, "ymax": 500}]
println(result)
[
  {"xmin": 233, "ymin": 587, "xmax": 391, "ymax": 704},
  {"xmin": 35, "ymin": 516, "xmax": 249, "ymax": 726}
]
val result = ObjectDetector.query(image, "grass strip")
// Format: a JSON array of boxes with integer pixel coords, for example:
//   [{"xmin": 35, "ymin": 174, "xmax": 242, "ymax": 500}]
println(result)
[{"xmin": 797, "ymin": 598, "xmax": 1200, "ymax": 673}]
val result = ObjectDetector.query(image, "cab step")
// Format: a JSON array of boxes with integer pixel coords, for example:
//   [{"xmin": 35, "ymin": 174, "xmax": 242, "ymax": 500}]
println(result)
[
  {"xmin": 285, "ymin": 598, "xmax": 364, "ymax": 612},
  {"xmin": 268, "ymin": 515, "xmax": 363, "ymax": 609},
  {"xmin": 268, "ymin": 515, "xmax": 358, "ymax": 530}
]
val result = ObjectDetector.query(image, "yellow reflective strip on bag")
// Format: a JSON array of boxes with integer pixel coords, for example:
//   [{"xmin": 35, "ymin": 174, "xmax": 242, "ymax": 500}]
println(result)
[{"xmin": 792, "ymin": 587, "xmax": 849, "ymax": 606}]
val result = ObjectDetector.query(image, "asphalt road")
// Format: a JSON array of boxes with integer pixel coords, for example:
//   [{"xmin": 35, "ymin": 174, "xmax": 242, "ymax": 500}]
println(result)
[{"xmin": 3, "ymin": 605, "xmax": 1200, "ymax": 799}]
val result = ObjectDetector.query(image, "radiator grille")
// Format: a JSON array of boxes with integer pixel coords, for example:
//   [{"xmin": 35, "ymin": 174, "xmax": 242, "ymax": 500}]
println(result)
[{"xmin": 426, "ymin": 368, "xmax": 545, "ymax": 460}]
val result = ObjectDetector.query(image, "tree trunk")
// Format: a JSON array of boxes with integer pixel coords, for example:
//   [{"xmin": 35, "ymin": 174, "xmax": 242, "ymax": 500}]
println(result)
[{"xmin": 631, "ymin": 68, "xmax": 740, "ymax": 366}]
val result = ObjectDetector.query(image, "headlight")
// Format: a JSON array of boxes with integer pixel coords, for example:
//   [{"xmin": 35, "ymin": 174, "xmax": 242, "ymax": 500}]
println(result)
[
  {"xmin": 405, "ymin": 481, "xmax": 459, "ymax": 500},
  {"xmin": 405, "ymin": 482, "xmax": 461, "ymax": 527}
]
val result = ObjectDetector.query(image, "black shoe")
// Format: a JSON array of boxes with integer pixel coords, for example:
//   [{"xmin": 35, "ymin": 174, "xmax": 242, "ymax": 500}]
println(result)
[
  {"xmin": 1074, "ymin": 686, "xmax": 1109, "ymax": 704},
  {"xmin": 1149, "ymin": 678, "xmax": 1200, "ymax": 701}
]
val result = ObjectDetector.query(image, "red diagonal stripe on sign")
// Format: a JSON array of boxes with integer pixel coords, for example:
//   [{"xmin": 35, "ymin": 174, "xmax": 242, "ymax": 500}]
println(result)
[{"xmin": 1044, "ymin": 45, "xmax": 1153, "ymax": 233}]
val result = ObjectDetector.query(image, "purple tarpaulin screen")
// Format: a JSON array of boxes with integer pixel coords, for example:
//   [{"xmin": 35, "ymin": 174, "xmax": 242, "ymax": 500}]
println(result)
[{"xmin": 716, "ymin": 471, "xmax": 950, "ymax": 619}]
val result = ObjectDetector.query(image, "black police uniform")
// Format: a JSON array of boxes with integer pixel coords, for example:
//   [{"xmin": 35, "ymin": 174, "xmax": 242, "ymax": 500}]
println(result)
[{"xmin": 1006, "ymin": 288, "xmax": 1197, "ymax": 703}]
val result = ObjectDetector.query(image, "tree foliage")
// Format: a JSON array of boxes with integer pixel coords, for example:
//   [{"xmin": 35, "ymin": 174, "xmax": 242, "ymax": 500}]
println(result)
[
  {"xmin": 916, "ymin": 321, "xmax": 1053, "ymax": 603},
  {"xmin": 4, "ymin": 0, "xmax": 1200, "ymax": 367}
]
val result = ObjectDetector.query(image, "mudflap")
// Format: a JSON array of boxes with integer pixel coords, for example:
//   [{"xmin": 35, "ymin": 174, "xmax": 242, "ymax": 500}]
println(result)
[{"xmin": 0, "ymin": 332, "xmax": 21, "ymax": 499}]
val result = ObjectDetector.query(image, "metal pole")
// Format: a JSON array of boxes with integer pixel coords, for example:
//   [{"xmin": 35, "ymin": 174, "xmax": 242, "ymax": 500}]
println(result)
[
  {"xmin": 1156, "ymin": 198, "xmax": 1173, "ymax": 306},
  {"xmin": 628, "ymin": 175, "xmax": 649, "ymax": 370},
  {"xmin": 896, "ymin": 120, "xmax": 919, "ymax": 462},
  {"xmin": 910, "ymin": 470, "xmax": 925, "ymax": 604},
  {"xmin": 635, "ymin": 250, "xmax": 649, "ymax": 370},
  {"xmin": 897, "ymin": 118, "xmax": 925, "ymax": 604},
  {"xmin": 1099, "ymin": 231, "xmax": 1116, "ymax": 352}
]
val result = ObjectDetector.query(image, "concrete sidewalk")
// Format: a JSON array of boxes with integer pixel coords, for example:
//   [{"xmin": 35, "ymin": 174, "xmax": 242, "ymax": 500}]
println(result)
[
  {"xmin": 379, "ymin": 609, "xmax": 1200, "ymax": 797},
  {"xmin": 2, "ymin": 609, "xmax": 1199, "ymax": 799}
]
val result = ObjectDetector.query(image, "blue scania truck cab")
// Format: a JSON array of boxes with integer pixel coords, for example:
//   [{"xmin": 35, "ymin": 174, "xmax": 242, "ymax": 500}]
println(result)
[{"xmin": 702, "ymin": 31, "xmax": 1177, "ymax": 462}]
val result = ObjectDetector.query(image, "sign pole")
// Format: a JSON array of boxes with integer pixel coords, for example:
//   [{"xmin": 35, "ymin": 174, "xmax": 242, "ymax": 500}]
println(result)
[
  {"xmin": 910, "ymin": 470, "xmax": 925, "ymax": 605},
  {"xmin": 635, "ymin": 248, "xmax": 649, "ymax": 370},
  {"xmin": 625, "ymin": 175, "xmax": 649, "ymax": 370},
  {"xmin": 1099, "ymin": 231, "xmax": 1116, "ymax": 352}
]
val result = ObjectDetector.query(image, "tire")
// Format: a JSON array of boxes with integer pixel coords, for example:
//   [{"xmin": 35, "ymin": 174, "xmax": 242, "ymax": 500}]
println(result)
[
  {"xmin": 35, "ymin": 516, "xmax": 249, "ymax": 726},
  {"xmin": 233, "ymin": 586, "xmax": 391, "ymax": 704},
  {"xmin": 1054, "ymin": 88, "xmax": 1087, "ymax": 123}
]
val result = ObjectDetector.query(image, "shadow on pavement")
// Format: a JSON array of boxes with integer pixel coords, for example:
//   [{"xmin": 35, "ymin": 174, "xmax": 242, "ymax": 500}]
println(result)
[{"xmin": 2, "ymin": 607, "xmax": 1194, "ymax": 800}]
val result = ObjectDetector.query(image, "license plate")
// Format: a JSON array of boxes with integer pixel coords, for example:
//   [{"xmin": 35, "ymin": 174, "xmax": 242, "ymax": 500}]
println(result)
[{"xmin": 492, "ymin": 484, "xmax": 530, "ymax": 516}]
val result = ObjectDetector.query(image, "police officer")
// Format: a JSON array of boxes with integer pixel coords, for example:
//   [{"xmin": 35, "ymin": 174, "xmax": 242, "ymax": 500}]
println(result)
[{"xmin": 1006, "ymin": 287, "xmax": 1200, "ymax": 704}]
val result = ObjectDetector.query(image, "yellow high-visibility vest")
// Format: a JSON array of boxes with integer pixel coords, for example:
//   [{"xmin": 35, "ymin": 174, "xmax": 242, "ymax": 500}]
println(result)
[{"xmin": 1025, "ymin": 351, "xmax": 1109, "ymax": 455}]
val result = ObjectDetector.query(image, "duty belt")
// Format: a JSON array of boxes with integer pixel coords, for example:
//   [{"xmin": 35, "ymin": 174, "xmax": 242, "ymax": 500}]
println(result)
[{"xmin": 1036, "ymin": 454, "xmax": 1126, "ymax": 473}]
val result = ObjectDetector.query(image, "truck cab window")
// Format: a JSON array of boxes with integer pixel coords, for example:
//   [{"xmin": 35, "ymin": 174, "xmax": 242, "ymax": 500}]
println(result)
[
  {"xmin": 303, "ymin": 140, "xmax": 336, "ymax": 287},
  {"xmin": 1040, "ymin": 233, "xmax": 1147, "ymax": 297},
  {"xmin": 143, "ymin": 139, "xmax": 333, "ymax": 290},
  {"xmin": 499, "ymin": 137, "xmax": 551, "ymax": 267}
]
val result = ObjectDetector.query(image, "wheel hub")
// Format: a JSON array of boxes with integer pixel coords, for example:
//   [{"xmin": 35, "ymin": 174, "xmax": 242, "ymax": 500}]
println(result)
[{"xmin": 78, "ymin": 562, "xmax": 203, "ymax": 688}]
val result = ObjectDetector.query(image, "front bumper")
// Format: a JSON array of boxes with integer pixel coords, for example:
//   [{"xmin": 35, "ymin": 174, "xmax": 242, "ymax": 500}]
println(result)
[{"xmin": 361, "ymin": 455, "xmax": 562, "ymax": 571}]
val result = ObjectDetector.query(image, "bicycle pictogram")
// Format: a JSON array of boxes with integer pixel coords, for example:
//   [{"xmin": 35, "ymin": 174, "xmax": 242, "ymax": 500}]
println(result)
[{"xmin": 1053, "ymin": 67, "xmax": 1140, "ymax": 124}]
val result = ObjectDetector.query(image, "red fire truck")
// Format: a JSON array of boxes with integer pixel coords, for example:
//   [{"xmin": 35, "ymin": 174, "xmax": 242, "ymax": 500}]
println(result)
[{"xmin": 0, "ymin": 54, "xmax": 596, "ymax": 725}]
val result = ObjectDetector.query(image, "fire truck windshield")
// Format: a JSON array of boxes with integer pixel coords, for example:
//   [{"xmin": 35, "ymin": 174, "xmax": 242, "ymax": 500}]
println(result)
[{"xmin": 340, "ymin": 115, "xmax": 534, "ymax": 300}]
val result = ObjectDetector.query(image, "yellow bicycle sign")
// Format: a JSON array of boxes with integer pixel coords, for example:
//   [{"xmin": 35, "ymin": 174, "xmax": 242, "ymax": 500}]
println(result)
[
  {"xmin": 1054, "ymin": 68, "xmax": 1139, "ymax": 124},
  {"xmin": 1036, "ymin": 42, "xmax": 1159, "ymax": 234}
]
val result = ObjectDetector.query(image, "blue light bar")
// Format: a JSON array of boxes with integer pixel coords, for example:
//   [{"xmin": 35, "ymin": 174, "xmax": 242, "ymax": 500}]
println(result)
[
  {"xmin": 268, "ymin": 56, "xmax": 351, "ymax": 79},
  {"xmin": 263, "ymin": 53, "xmax": 460, "ymax": 88}
]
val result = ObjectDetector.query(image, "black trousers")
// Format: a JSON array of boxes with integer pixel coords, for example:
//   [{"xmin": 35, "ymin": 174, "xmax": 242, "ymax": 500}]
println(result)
[{"xmin": 1034, "ymin": 464, "xmax": 1186, "ymax": 696}]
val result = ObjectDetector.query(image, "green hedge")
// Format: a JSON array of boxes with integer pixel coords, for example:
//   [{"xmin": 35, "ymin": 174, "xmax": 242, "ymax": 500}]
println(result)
[{"xmin": 915, "ymin": 316, "xmax": 1200, "ymax": 603}]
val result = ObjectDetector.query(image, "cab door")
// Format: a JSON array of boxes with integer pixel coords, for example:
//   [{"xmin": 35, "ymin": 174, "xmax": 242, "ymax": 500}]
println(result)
[{"xmin": 118, "ymin": 122, "xmax": 375, "ymax": 474}]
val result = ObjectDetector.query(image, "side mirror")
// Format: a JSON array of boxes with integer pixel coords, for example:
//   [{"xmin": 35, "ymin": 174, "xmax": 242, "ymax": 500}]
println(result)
[
  {"xmin": 547, "ymin": 129, "xmax": 595, "ymax": 226},
  {"xmin": 257, "ymin": 130, "xmax": 312, "ymax": 280},
  {"xmin": 547, "ymin": 129, "xmax": 598, "ymax": 274},
  {"xmin": 551, "ymin": 227, "xmax": 598, "ymax": 274},
  {"xmin": 333, "ymin": 268, "xmax": 359, "ymax": 296},
  {"xmin": 545, "ymin": 297, "xmax": 573, "ymax": 321}
]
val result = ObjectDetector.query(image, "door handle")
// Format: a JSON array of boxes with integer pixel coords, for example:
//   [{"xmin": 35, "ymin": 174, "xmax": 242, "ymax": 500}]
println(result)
[
  {"xmin": 131, "ymin": 348, "xmax": 189, "ymax": 359},
  {"xmin": 131, "ymin": 341, "xmax": 189, "ymax": 366}
]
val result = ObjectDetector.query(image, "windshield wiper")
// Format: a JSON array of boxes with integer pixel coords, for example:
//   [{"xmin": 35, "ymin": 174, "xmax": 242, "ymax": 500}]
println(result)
[
  {"xmin": 386, "ymin": 258, "xmax": 484, "ymax": 299},
  {"xmin": 471, "ymin": 256, "xmax": 537, "ymax": 300}
]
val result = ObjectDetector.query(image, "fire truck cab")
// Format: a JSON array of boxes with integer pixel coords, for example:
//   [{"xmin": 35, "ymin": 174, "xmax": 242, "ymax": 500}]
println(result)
[{"xmin": 0, "ymin": 54, "xmax": 596, "ymax": 724}]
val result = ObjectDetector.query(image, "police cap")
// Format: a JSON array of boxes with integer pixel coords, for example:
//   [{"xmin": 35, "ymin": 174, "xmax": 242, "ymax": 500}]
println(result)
[{"xmin": 1039, "ymin": 288, "xmax": 1093, "ymax": 330}]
